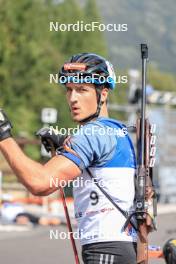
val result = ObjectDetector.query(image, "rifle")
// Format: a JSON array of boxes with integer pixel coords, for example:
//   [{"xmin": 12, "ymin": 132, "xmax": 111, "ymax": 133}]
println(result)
[
  {"xmin": 122, "ymin": 44, "xmax": 158, "ymax": 264},
  {"xmin": 135, "ymin": 44, "xmax": 157, "ymax": 263}
]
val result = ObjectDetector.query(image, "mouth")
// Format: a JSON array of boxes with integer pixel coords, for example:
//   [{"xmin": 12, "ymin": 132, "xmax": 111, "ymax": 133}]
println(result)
[{"xmin": 71, "ymin": 106, "xmax": 80, "ymax": 114}]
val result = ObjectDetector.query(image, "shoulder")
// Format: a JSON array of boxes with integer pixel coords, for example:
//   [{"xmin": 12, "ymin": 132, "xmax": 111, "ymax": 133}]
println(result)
[
  {"xmin": 62, "ymin": 118, "xmax": 117, "ymax": 168},
  {"xmin": 71, "ymin": 118, "xmax": 117, "ymax": 147}
]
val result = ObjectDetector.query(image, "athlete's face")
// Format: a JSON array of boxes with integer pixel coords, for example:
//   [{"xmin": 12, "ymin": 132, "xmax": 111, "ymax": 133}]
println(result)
[{"xmin": 65, "ymin": 83, "xmax": 97, "ymax": 123}]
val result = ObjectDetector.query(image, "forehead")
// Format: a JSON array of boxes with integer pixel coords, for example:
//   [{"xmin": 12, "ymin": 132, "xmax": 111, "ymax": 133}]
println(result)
[{"xmin": 65, "ymin": 83, "xmax": 95, "ymax": 89}]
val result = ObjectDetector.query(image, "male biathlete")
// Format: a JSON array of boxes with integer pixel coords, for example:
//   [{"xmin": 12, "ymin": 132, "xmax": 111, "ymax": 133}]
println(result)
[{"xmin": 0, "ymin": 53, "xmax": 137, "ymax": 264}]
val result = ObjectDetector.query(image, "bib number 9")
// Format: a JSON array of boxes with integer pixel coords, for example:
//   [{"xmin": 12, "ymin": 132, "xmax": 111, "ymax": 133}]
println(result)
[{"xmin": 90, "ymin": 191, "xmax": 99, "ymax": 205}]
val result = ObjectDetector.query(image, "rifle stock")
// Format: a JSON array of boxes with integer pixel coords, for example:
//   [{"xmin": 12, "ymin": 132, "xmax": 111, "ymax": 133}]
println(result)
[{"xmin": 136, "ymin": 119, "xmax": 156, "ymax": 264}]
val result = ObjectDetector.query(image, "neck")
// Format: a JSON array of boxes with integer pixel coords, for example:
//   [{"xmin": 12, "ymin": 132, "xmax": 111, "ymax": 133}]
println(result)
[
  {"xmin": 79, "ymin": 104, "xmax": 109, "ymax": 125},
  {"xmin": 99, "ymin": 103, "xmax": 108, "ymax": 117}
]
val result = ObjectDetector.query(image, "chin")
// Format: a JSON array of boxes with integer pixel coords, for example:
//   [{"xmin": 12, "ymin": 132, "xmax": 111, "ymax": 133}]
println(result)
[
  {"xmin": 72, "ymin": 114, "xmax": 85, "ymax": 123},
  {"xmin": 72, "ymin": 115, "xmax": 81, "ymax": 122}
]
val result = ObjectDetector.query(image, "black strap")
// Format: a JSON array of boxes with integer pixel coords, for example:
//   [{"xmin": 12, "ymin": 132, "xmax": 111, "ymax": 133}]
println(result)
[
  {"xmin": 79, "ymin": 87, "xmax": 103, "ymax": 124},
  {"xmin": 86, "ymin": 168, "xmax": 138, "ymax": 232}
]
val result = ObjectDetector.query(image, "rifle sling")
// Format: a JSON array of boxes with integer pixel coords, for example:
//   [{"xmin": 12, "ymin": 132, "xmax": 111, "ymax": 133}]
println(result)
[{"xmin": 86, "ymin": 168, "xmax": 138, "ymax": 232}]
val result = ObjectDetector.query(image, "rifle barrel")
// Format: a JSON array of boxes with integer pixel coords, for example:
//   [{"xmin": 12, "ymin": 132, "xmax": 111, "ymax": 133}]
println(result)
[{"xmin": 140, "ymin": 44, "xmax": 148, "ymax": 166}]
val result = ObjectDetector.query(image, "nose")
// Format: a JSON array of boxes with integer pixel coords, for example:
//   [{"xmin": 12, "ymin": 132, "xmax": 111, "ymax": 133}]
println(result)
[{"xmin": 69, "ymin": 89, "xmax": 78, "ymax": 103}]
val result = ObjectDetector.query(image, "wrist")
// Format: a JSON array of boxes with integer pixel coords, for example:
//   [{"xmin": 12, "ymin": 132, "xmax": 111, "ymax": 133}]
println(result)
[
  {"xmin": 0, "ymin": 137, "xmax": 13, "ymax": 151},
  {"xmin": 0, "ymin": 130, "xmax": 12, "ymax": 142},
  {"xmin": 0, "ymin": 109, "xmax": 13, "ymax": 141}
]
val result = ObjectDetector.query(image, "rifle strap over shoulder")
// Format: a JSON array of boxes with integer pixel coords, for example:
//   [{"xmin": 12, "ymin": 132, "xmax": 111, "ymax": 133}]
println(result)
[{"xmin": 86, "ymin": 168, "xmax": 138, "ymax": 232}]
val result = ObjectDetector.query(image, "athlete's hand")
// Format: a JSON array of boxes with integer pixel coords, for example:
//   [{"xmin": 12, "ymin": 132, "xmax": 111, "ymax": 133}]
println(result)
[
  {"xmin": 36, "ymin": 127, "xmax": 67, "ymax": 152},
  {"xmin": 0, "ymin": 109, "xmax": 13, "ymax": 141}
]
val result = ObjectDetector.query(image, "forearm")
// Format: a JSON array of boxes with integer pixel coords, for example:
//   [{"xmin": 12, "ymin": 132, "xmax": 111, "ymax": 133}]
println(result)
[
  {"xmin": 0, "ymin": 137, "xmax": 49, "ymax": 195},
  {"xmin": 0, "ymin": 109, "xmax": 80, "ymax": 196}
]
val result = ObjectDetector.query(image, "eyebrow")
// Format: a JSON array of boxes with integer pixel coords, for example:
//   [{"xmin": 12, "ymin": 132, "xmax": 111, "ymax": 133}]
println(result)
[{"xmin": 66, "ymin": 85, "xmax": 88, "ymax": 89}]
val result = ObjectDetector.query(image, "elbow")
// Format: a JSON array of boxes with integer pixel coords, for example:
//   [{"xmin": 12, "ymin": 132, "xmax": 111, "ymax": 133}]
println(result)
[
  {"xmin": 28, "ymin": 179, "xmax": 56, "ymax": 197},
  {"xmin": 22, "ymin": 167, "xmax": 58, "ymax": 196},
  {"xmin": 28, "ymin": 185, "xmax": 46, "ymax": 196},
  {"xmin": 29, "ymin": 185, "xmax": 51, "ymax": 196},
  {"xmin": 29, "ymin": 188, "xmax": 43, "ymax": 196},
  {"xmin": 26, "ymin": 176, "xmax": 50, "ymax": 196},
  {"xmin": 32, "ymin": 189, "xmax": 52, "ymax": 196}
]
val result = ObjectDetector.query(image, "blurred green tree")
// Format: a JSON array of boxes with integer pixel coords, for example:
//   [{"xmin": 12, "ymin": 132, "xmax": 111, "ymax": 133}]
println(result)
[{"xmin": 0, "ymin": 0, "xmax": 107, "ymax": 139}]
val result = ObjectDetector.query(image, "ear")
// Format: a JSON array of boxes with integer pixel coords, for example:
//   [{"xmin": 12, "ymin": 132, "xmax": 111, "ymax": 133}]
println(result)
[{"xmin": 101, "ymin": 88, "xmax": 109, "ymax": 103}]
